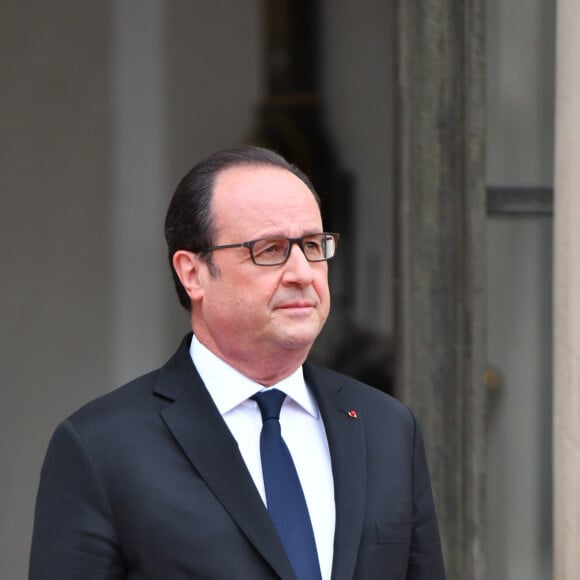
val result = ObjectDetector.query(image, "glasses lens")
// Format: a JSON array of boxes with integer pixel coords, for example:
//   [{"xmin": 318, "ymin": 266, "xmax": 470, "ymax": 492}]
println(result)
[
  {"xmin": 303, "ymin": 234, "xmax": 336, "ymax": 261},
  {"xmin": 251, "ymin": 238, "xmax": 290, "ymax": 265}
]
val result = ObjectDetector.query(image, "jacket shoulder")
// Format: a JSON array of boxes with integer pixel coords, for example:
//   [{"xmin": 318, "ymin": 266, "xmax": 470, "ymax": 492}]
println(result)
[{"xmin": 64, "ymin": 334, "xmax": 194, "ymax": 431}]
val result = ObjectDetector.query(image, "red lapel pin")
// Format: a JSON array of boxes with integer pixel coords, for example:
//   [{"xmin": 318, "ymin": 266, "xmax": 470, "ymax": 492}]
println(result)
[{"xmin": 347, "ymin": 410, "xmax": 358, "ymax": 418}]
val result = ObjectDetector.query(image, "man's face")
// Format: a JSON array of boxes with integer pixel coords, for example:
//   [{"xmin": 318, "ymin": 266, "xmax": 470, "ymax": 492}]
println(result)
[{"xmin": 191, "ymin": 164, "xmax": 331, "ymax": 378}]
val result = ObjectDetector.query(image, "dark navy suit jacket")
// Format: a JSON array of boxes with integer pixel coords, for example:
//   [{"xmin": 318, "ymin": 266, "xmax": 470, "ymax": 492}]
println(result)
[{"xmin": 29, "ymin": 335, "xmax": 446, "ymax": 579}]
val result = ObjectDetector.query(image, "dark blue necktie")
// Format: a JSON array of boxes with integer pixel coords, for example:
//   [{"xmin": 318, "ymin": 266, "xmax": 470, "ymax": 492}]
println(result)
[{"xmin": 252, "ymin": 389, "xmax": 322, "ymax": 580}]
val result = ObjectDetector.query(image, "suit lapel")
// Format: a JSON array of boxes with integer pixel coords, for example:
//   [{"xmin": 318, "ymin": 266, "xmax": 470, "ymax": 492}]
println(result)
[
  {"xmin": 154, "ymin": 337, "xmax": 296, "ymax": 580},
  {"xmin": 305, "ymin": 364, "xmax": 367, "ymax": 580}
]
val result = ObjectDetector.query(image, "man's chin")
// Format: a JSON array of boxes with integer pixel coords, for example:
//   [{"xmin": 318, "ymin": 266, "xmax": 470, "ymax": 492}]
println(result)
[{"xmin": 276, "ymin": 326, "xmax": 323, "ymax": 352}]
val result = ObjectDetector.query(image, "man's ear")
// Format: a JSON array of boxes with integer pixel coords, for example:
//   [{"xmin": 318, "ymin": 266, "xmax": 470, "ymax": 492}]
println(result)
[{"xmin": 172, "ymin": 250, "xmax": 205, "ymax": 302}]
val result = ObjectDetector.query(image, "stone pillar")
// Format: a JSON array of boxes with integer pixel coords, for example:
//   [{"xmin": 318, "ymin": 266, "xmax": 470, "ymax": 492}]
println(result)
[
  {"xmin": 553, "ymin": 0, "xmax": 580, "ymax": 577},
  {"xmin": 394, "ymin": 1, "xmax": 486, "ymax": 578}
]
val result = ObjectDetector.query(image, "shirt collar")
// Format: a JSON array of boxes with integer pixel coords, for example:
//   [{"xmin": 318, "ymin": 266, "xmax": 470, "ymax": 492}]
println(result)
[{"xmin": 189, "ymin": 334, "xmax": 319, "ymax": 418}]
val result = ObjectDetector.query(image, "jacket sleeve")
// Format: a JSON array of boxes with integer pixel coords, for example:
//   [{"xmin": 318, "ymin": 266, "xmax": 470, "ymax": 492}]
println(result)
[
  {"xmin": 407, "ymin": 412, "xmax": 447, "ymax": 580},
  {"xmin": 29, "ymin": 420, "xmax": 126, "ymax": 580}
]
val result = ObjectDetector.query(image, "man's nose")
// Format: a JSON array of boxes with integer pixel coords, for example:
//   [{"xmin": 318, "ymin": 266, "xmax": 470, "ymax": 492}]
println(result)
[{"xmin": 282, "ymin": 243, "xmax": 315, "ymax": 284}]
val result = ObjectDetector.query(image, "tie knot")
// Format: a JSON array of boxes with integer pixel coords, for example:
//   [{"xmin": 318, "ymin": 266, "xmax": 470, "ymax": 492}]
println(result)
[{"xmin": 252, "ymin": 388, "xmax": 286, "ymax": 422}]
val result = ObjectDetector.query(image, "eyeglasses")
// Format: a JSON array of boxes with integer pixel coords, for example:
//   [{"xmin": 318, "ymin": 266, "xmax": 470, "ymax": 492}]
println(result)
[{"xmin": 201, "ymin": 232, "xmax": 340, "ymax": 266}]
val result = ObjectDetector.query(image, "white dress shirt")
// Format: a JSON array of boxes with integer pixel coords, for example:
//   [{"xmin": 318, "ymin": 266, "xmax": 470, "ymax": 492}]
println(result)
[{"xmin": 190, "ymin": 335, "xmax": 335, "ymax": 579}]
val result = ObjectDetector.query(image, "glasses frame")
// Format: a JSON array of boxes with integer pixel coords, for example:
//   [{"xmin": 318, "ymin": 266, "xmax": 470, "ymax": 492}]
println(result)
[{"xmin": 201, "ymin": 232, "xmax": 340, "ymax": 266}]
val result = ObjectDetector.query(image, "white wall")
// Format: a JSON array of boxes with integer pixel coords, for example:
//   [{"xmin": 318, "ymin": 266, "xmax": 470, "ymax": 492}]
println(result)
[{"xmin": 0, "ymin": 2, "xmax": 112, "ymax": 577}]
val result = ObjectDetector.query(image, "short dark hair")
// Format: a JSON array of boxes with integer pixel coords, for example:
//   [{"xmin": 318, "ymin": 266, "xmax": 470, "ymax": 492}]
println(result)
[{"xmin": 164, "ymin": 145, "xmax": 321, "ymax": 310}]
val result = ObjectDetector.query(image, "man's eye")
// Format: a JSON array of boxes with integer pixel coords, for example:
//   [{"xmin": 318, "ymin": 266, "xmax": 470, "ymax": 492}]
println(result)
[
  {"xmin": 256, "ymin": 240, "xmax": 286, "ymax": 256},
  {"xmin": 304, "ymin": 240, "xmax": 323, "ymax": 255}
]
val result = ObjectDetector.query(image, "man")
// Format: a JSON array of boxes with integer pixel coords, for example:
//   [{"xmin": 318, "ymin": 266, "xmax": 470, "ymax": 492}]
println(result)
[{"xmin": 29, "ymin": 146, "xmax": 446, "ymax": 579}]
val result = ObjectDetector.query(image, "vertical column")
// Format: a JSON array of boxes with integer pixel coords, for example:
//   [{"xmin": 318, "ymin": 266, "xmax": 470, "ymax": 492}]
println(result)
[
  {"xmin": 553, "ymin": 0, "xmax": 580, "ymax": 577},
  {"xmin": 394, "ymin": 0, "xmax": 486, "ymax": 578},
  {"xmin": 110, "ymin": 0, "xmax": 169, "ymax": 385}
]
